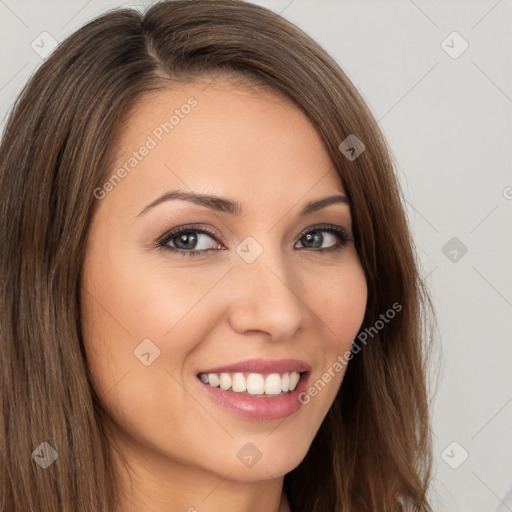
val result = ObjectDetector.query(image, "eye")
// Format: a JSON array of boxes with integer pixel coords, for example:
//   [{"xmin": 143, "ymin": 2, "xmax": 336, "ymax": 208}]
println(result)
[
  {"xmin": 156, "ymin": 223, "xmax": 353, "ymax": 257},
  {"xmin": 295, "ymin": 224, "xmax": 353, "ymax": 252},
  {"xmin": 156, "ymin": 224, "xmax": 224, "ymax": 257}
]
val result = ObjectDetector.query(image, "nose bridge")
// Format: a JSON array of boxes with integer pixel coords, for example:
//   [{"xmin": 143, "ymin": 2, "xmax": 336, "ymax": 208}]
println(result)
[{"xmin": 228, "ymin": 240, "xmax": 304, "ymax": 339}]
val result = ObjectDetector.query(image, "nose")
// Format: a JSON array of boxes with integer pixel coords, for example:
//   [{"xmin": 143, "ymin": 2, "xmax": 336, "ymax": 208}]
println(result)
[{"xmin": 227, "ymin": 248, "xmax": 304, "ymax": 341}]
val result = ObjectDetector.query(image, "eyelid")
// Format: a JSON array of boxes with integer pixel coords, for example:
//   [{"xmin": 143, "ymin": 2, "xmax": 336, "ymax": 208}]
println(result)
[
  {"xmin": 297, "ymin": 223, "xmax": 352, "ymax": 241},
  {"xmin": 155, "ymin": 223, "xmax": 224, "ymax": 248},
  {"xmin": 155, "ymin": 222, "xmax": 354, "ymax": 256}
]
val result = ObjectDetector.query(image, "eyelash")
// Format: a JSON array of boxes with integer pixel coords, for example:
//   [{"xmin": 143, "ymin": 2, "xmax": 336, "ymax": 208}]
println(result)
[{"xmin": 155, "ymin": 223, "xmax": 354, "ymax": 258}]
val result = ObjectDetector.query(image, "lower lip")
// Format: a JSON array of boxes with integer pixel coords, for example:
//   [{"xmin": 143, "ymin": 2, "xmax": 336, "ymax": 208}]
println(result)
[{"xmin": 199, "ymin": 373, "xmax": 311, "ymax": 420}]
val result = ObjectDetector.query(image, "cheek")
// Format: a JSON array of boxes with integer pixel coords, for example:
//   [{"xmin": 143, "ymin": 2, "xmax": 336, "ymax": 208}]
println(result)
[
  {"xmin": 308, "ymin": 258, "xmax": 368, "ymax": 349},
  {"xmin": 79, "ymin": 248, "xmax": 220, "ymax": 463},
  {"xmin": 79, "ymin": 238, "xmax": 234, "ymax": 431},
  {"xmin": 298, "ymin": 259, "xmax": 367, "ymax": 413},
  {"xmin": 81, "ymin": 235, "xmax": 223, "ymax": 356}
]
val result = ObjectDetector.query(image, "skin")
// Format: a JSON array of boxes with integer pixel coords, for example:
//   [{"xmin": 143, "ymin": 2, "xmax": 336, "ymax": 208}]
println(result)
[{"xmin": 80, "ymin": 76, "xmax": 368, "ymax": 512}]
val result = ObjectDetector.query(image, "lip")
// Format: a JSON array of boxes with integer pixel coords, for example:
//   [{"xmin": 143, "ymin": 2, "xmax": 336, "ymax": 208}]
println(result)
[
  {"xmin": 197, "ymin": 358, "xmax": 312, "ymax": 375},
  {"xmin": 197, "ymin": 360, "xmax": 312, "ymax": 421}
]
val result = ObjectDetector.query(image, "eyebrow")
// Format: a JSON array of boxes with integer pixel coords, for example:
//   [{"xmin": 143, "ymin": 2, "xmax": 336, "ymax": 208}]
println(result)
[{"xmin": 136, "ymin": 189, "xmax": 350, "ymax": 218}]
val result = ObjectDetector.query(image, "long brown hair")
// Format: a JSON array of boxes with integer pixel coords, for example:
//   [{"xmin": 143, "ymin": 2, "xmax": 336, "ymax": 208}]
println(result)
[{"xmin": 0, "ymin": 1, "xmax": 435, "ymax": 510}]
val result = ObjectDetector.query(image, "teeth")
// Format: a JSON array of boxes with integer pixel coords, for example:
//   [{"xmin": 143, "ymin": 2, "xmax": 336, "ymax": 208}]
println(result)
[
  {"xmin": 247, "ymin": 373, "xmax": 264, "ymax": 394},
  {"xmin": 232, "ymin": 372, "xmax": 246, "ymax": 392},
  {"xmin": 264, "ymin": 373, "xmax": 282, "ymax": 395},
  {"xmin": 289, "ymin": 371, "xmax": 300, "ymax": 391},
  {"xmin": 219, "ymin": 373, "xmax": 232, "ymax": 390},
  {"xmin": 199, "ymin": 371, "xmax": 302, "ymax": 395},
  {"xmin": 281, "ymin": 373, "xmax": 290, "ymax": 392},
  {"xmin": 207, "ymin": 373, "xmax": 220, "ymax": 387}
]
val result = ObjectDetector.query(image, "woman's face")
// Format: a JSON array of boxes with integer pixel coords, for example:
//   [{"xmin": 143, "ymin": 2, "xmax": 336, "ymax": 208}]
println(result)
[{"xmin": 81, "ymin": 77, "xmax": 367, "ymax": 487}]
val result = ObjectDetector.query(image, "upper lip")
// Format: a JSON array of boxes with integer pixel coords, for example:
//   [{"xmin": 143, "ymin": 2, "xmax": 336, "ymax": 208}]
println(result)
[{"xmin": 198, "ymin": 358, "xmax": 312, "ymax": 375}]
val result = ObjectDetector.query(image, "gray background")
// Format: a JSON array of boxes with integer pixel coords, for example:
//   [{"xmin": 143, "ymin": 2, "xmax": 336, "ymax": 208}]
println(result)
[{"xmin": 1, "ymin": 0, "xmax": 511, "ymax": 510}]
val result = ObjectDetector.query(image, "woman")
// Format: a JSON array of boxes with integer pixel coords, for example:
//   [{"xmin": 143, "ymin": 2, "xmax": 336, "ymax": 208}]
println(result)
[{"xmin": 0, "ymin": 1, "xmax": 435, "ymax": 510}]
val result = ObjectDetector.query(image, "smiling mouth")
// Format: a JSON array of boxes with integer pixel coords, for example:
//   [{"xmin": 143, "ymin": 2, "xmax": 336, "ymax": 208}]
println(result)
[{"xmin": 197, "ymin": 371, "xmax": 306, "ymax": 397}]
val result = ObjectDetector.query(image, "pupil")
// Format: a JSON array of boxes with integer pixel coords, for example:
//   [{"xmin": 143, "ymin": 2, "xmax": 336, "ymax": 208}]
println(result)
[
  {"xmin": 304, "ymin": 231, "xmax": 322, "ymax": 248},
  {"xmin": 175, "ymin": 232, "xmax": 197, "ymax": 249}
]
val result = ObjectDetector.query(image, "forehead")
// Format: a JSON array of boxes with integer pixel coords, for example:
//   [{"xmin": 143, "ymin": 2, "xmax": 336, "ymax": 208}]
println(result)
[{"xmin": 102, "ymin": 78, "xmax": 344, "ymax": 214}]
